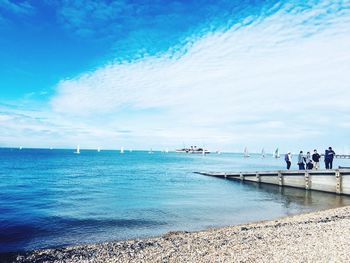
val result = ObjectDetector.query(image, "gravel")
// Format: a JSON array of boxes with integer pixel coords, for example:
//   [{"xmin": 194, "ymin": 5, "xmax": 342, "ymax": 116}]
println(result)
[{"xmin": 7, "ymin": 206, "xmax": 350, "ymax": 262}]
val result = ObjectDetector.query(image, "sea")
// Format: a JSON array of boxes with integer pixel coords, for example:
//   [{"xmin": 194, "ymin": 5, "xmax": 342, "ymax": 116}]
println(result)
[{"xmin": 1, "ymin": 148, "xmax": 350, "ymax": 253}]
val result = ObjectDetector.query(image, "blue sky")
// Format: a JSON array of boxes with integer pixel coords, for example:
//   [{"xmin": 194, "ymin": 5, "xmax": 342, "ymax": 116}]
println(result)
[
  {"xmin": 0, "ymin": 0, "xmax": 350, "ymax": 153},
  {"xmin": 0, "ymin": 0, "xmax": 270, "ymax": 99}
]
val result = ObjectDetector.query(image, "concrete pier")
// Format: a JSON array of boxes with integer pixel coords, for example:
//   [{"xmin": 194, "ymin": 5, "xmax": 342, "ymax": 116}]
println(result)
[
  {"xmin": 335, "ymin": 154, "xmax": 350, "ymax": 159},
  {"xmin": 195, "ymin": 169, "xmax": 350, "ymax": 195}
]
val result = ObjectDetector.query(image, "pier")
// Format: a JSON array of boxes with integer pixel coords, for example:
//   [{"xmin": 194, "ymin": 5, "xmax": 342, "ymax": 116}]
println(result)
[
  {"xmin": 196, "ymin": 169, "xmax": 350, "ymax": 195},
  {"xmin": 320, "ymin": 154, "xmax": 350, "ymax": 159},
  {"xmin": 335, "ymin": 155, "xmax": 350, "ymax": 159}
]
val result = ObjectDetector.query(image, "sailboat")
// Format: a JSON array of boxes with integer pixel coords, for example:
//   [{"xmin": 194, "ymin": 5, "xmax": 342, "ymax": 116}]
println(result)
[
  {"xmin": 261, "ymin": 148, "xmax": 265, "ymax": 158},
  {"xmin": 244, "ymin": 147, "xmax": 250, "ymax": 157},
  {"xmin": 74, "ymin": 145, "xmax": 80, "ymax": 154},
  {"xmin": 97, "ymin": 147, "xmax": 101, "ymax": 152},
  {"xmin": 19, "ymin": 146, "xmax": 23, "ymax": 150},
  {"xmin": 274, "ymin": 148, "xmax": 280, "ymax": 158},
  {"xmin": 120, "ymin": 147, "xmax": 124, "ymax": 154},
  {"xmin": 165, "ymin": 148, "xmax": 169, "ymax": 153},
  {"xmin": 148, "ymin": 148, "xmax": 154, "ymax": 154}
]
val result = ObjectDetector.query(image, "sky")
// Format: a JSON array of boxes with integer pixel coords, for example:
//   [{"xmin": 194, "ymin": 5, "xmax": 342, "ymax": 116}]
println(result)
[{"xmin": 0, "ymin": 0, "xmax": 350, "ymax": 153}]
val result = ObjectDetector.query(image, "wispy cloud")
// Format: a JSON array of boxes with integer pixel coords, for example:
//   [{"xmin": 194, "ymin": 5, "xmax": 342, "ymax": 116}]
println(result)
[
  {"xmin": 1, "ymin": 0, "xmax": 350, "ymax": 152},
  {"xmin": 0, "ymin": 0, "xmax": 34, "ymax": 15},
  {"xmin": 0, "ymin": 103, "xmax": 134, "ymax": 149},
  {"xmin": 47, "ymin": 0, "xmax": 350, "ymax": 151},
  {"xmin": 50, "ymin": 0, "xmax": 276, "ymax": 58},
  {"xmin": 54, "ymin": 0, "xmax": 128, "ymax": 37}
]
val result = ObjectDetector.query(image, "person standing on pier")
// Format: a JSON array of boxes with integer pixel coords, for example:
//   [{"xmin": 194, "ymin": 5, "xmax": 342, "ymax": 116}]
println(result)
[
  {"xmin": 285, "ymin": 152, "xmax": 292, "ymax": 170},
  {"xmin": 298, "ymin": 151, "xmax": 305, "ymax": 170},
  {"xmin": 325, "ymin": 147, "xmax": 336, "ymax": 169},
  {"xmin": 305, "ymin": 151, "xmax": 313, "ymax": 169},
  {"xmin": 305, "ymin": 152, "xmax": 311, "ymax": 164},
  {"xmin": 312, "ymin": 149, "xmax": 321, "ymax": 170}
]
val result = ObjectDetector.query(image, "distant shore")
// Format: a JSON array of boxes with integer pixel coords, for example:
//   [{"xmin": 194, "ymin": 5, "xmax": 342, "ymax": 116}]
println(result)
[{"xmin": 4, "ymin": 205, "xmax": 349, "ymax": 262}]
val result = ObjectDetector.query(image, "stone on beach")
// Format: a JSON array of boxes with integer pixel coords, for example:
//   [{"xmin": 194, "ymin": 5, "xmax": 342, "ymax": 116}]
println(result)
[{"xmin": 12, "ymin": 206, "xmax": 350, "ymax": 262}]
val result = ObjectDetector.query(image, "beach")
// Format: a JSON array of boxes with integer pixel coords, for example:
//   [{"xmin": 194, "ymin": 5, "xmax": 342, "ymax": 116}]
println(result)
[
  {"xmin": 10, "ymin": 205, "xmax": 350, "ymax": 262},
  {"xmin": 2, "ymin": 0, "xmax": 350, "ymax": 262}
]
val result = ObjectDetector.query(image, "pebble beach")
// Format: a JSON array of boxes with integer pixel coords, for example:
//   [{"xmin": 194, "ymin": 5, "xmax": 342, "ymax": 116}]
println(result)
[{"xmin": 7, "ymin": 205, "xmax": 350, "ymax": 263}]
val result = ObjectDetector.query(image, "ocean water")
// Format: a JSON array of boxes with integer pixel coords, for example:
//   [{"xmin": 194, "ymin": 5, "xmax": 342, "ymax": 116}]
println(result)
[{"xmin": 1, "ymin": 148, "xmax": 350, "ymax": 253}]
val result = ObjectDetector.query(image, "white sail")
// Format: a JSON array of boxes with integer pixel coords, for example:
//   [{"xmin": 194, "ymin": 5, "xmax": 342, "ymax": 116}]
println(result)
[
  {"xmin": 261, "ymin": 148, "xmax": 265, "ymax": 158},
  {"xmin": 165, "ymin": 148, "xmax": 169, "ymax": 153},
  {"xmin": 120, "ymin": 147, "xmax": 124, "ymax": 154},
  {"xmin": 274, "ymin": 148, "xmax": 280, "ymax": 158},
  {"xmin": 97, "ymin": 147, "xmax": 101, "ymax": 152},
  {"xmin": 74, "ymin": 145, "xmax": 80, "ymax": 154},
  {"xmin": 244, "ymin": 147, "xmax": 250, "ymax": 157}
]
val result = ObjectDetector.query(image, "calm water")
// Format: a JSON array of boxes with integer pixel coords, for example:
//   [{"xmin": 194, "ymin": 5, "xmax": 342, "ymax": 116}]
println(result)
[{"xmin": 1, "ymin": 148, "xmax": 350, "ymax": 253}]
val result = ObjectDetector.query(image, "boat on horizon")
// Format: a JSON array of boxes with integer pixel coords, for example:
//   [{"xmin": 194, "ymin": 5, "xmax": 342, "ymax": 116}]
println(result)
[
  {"xmin": 175, "ymin": 146, "xmax": 210, "ymax": 154},
  {"xmin": 244, "ymin": 147, "xmax": 250, "ymax": 158},
  {"xmin": 274, "ymin": 148, "xmax": 280, "ymax": 158},
  {"xmin": 74, "ymin": 145, "xmax": 80, "ymax": 154}
]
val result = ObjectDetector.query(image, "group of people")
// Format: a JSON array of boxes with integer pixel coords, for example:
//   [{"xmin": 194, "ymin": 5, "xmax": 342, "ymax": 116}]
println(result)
[{"xmin": 284, "ymin": 147, "xmax": 335, "ymax": 170}]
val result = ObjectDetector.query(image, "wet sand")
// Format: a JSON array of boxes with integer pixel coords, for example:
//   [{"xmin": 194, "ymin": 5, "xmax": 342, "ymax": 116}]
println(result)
[{"xmin": 7, "ymin": 205, "xmax": 350, "ymax": 262}]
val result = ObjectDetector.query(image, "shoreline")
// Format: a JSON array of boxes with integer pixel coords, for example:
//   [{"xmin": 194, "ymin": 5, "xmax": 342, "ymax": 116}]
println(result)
[{"xmin": 5, "ymin": 205, "xmax": 350, "ymax": 262}]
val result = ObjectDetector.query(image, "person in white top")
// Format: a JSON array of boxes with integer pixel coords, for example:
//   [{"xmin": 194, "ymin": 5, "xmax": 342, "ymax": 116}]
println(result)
[{"xmin": 285, "ymin": 152, "xmax": 292, "ymax": 170}]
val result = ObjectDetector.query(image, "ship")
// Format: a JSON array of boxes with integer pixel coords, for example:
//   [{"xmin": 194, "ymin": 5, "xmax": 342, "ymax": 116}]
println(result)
[{"xmin": 175, "ymin": 146, "xmax": 210, "ymax": 154}]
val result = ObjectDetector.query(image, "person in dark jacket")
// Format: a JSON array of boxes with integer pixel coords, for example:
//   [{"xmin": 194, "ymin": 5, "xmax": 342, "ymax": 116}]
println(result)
[
  {"xmin": 312, "ymin": 149, "xmax": 321, "ymax": 170},
  {"xmin": 325, "ymin": 147, "xmax": 335, "ymax": 169},
  {"xmin": 306, "ymin": 160, "xmax": 314, "ymax": 170},
  {"xmin": 298, "ymin": 151, "xmax": 305, "ymax": 170}
]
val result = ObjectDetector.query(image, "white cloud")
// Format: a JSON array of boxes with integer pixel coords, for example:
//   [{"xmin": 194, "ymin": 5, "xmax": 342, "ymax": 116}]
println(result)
[
  {"xmin": 48, "ymin": 0, "xmax": 350, "ymax": 152},
  {"xmin": 2, "ymin": 0, "xmax": 350, "ymax": 152}
]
